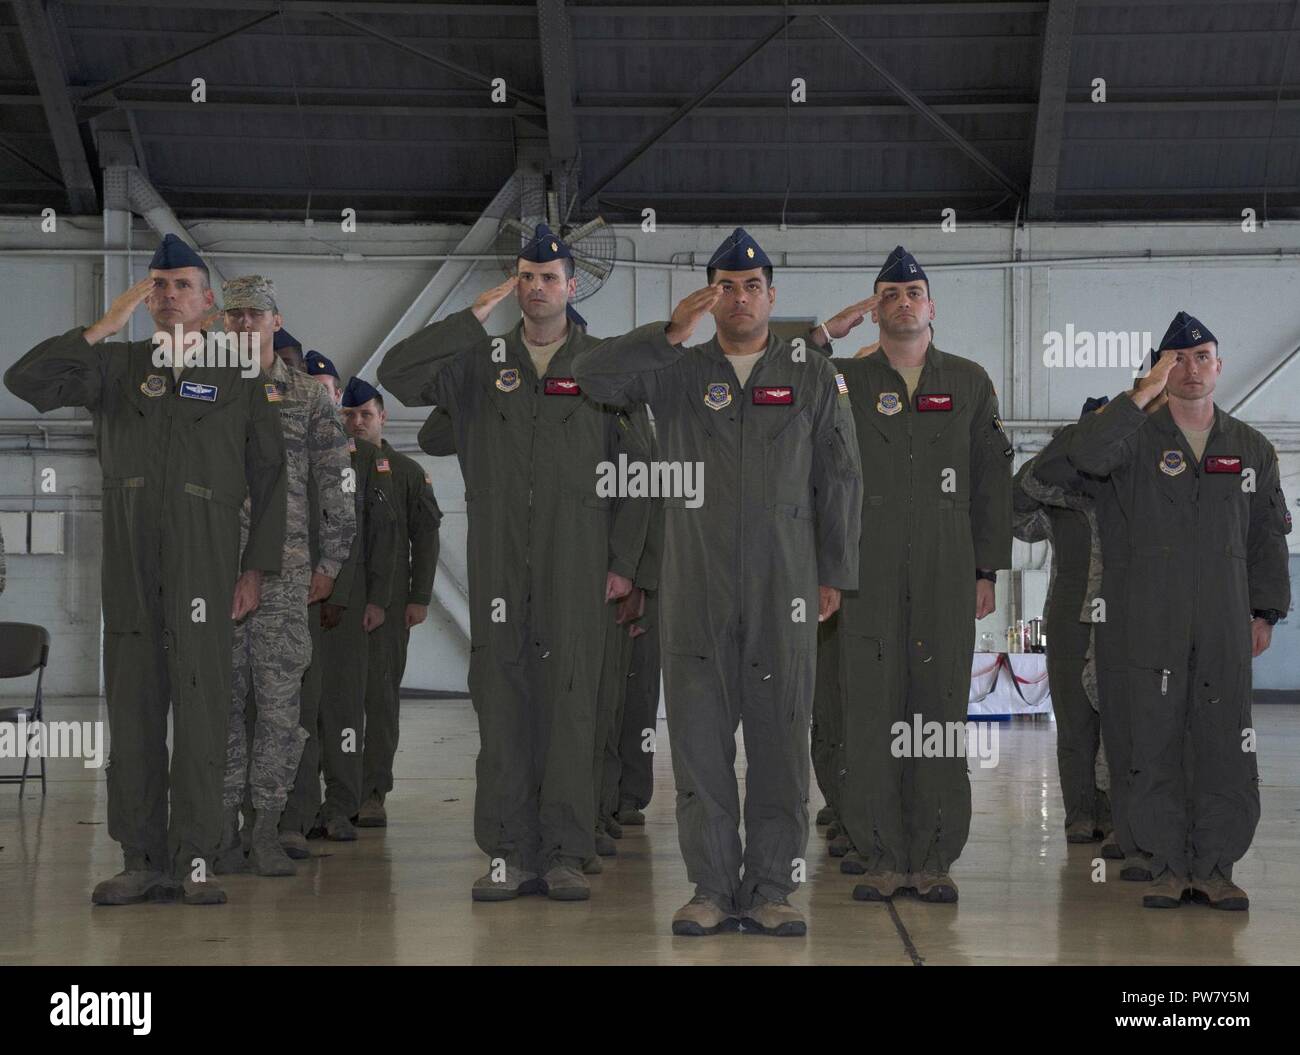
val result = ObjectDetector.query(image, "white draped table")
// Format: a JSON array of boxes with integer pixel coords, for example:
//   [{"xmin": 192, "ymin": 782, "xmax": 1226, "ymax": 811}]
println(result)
[{"xmin": 967, "ymin": 652, "xmax": 1053, "ymax": 717}]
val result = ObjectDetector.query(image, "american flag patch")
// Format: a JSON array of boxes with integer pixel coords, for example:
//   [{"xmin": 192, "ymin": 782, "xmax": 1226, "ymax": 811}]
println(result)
[
  {"xmin": 264, "ymin": 383, "xmax": 282, "ymax": 403},
  {"xmin": 376, "ymin": 458, "xmax": 391, "ymax": 473},
  {"xmin": 835, "ymin": 373, "xmax": 848, "ymax": 395}
]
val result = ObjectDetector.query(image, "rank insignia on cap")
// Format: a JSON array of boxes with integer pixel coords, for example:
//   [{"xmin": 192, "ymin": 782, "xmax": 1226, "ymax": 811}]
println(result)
[
  {"xmin": 705, "ymin": 382, "xmax": 732, "ymax": 411},
  {"xmin": 917, "ymin": 393, "xmax": 953, "ymax": 412},
  {"xmin": 877, "ymin": 391, "xmax": 902, "ymax": 416},
  {"xmin": 347, "ymin": 438, "xmax": 356, "ymax": 453},
  {"xmin": 835, "ymin": 373, "xmax": 848, "ymax": 396},
  {"xmin": 178, "ymin": 380, "xmax": 217, "ymax": 402},
  {"xmin": 544, "ymin": 377, "xmax": 581, "ymax": 396},
  {"xmin": 264, "ymin": 382, "xmax": 282, "ymax": 403},
  {"xmin": 140, "ymin": 374, "xmax": 167, "ymax": 398},
  {"xmin": 495, "ymin": 368, "xmax": 520, "ymax": 393},
  {"xmin": 376, "ymin": 458, "xmax": 391, "ymax": 473},
  {"xmin": 752, "ymin": 385, "xmax": 793, "ymax": 405},
  {"xmin": 550, "ymin": 241, "xmax": 559, "ymax": 252},
  {"xmin": 1205, "ymin": 455, "xmax": 1242, "ymax": 474},
  {"xmin": 1160, "ymin": 450, "xmax": 1186, "ymax": 477},
  {"xmin": 746, "ymin": 247, "xmax": 755, "ymax": 259}
]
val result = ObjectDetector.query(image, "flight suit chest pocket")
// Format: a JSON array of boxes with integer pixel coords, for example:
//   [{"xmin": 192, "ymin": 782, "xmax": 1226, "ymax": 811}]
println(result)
[{"xmin": 762, "ymin": 402, "xmax": 812, "ymax": 509}]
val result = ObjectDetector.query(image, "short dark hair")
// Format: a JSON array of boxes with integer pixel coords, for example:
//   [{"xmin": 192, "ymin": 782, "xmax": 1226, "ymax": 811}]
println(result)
[
  {"xmin": 706, "ymin": 266, "xmax": 773, "ymax": 286},
  {"xmin": 517, "ymin": 256, "xmax": 575, "ymax": 281},
  {"xmin": 372, "ymin": 392, "xmax": 384, "ymax": 411}
]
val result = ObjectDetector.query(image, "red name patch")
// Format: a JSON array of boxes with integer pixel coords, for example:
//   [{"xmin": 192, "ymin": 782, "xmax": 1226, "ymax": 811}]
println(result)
[
  {"xmin": 752, "ymin": 386, "xmax": 794, "ymax": 405},
  {"xmin": 1205, "ymin": 455, "xmax": 1242, "ymax": 474},
  {"xmin": 916, "ymin": 394, "xmax": 954, "ymax": 412},
  {"xmin": 544, "ymin": 378, "xmax": 582, "ymax": 396}
]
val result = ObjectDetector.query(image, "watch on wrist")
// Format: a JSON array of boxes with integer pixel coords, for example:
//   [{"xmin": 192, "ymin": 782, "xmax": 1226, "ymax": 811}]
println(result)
[
  {"xmin": 975, "ymin": 569, "xmax": 997, "ymax": 584},
  {"xmin": 1252, "ymin": 609, "xmax": 1282, "ymax": 626}
]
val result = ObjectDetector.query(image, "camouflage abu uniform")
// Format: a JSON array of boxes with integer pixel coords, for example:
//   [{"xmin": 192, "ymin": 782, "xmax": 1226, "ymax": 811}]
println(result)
[{"xmin": 224, "ymin": 284, "xmax": 355, "ymax": 812}]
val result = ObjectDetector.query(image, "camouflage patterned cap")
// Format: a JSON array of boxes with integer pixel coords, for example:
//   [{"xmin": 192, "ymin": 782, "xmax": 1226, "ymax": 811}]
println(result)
[{"xmin": 222, "ymin": 274, "xmax": 278, "ymax": 312}]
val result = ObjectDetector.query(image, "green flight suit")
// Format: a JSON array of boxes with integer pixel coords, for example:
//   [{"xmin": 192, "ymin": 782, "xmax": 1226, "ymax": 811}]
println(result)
[
  {"xmin": 4, "ymin": 328, "xmax": 287, "ymax": 876},
  {"xmin": 285, "ymin": 436, "xmax": 397, "ymax": 833},
  {"xmin": 308, "ymin": 437, "xmax": 400, "ymax": 824},
  {"xmin": 616, "ymin": 590, "xmax": 661, "ymax": 816},
  {"xmin": 574, "ymin": 324, "xmax": 862, "ymax": 911},
  {"xmin": 1013, "ymin": 426, "xmax": 1111, "ymax": 836},
  {"xmin": 832, "ymin": 344, "xmax": 1012, "ymax": 877},
  {"xmin": 595, "ymin": 471, "xmax": 661, "ymax": 829},
  {"xmin": 810, "ymin": 612, "xmax": 844, "ymax": 824},
  {"xmin": 360, "ymin": 440, "xmax": 442, "ymax": 806},
  {"xmin": 1067, "ymin": 393, "xmax": 1291, "ymax": 880},
  {"xmin": 379, "ymin": 309, "xmax": 651, "ymax": 872}
]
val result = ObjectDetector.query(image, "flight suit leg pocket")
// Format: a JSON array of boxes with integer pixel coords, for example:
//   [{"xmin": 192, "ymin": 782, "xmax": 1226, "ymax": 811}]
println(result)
[{"xmin": 100, "ymin": 476, "xmax": 148, "ymax": 632}]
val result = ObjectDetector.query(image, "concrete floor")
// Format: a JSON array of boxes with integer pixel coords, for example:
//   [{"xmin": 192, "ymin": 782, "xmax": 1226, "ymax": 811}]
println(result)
[{"xmin": 2, "ymin": 697, "xmax": 1298, "ymax": 966}]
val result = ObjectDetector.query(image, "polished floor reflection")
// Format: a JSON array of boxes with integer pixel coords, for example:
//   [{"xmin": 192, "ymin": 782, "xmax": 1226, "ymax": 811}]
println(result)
[{"xmin": 2, "ymin": 698, "xmax": 1297, "ymax": 965}]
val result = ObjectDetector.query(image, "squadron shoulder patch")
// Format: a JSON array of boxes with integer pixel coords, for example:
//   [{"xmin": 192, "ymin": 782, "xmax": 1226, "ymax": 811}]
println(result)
[
  {"xmin": 877, "ymin": 391, "xmax": 902, "ymax": 416},
  {"xmin": 264, "ymin": 382, "xmax": 282, "ymax": 403},
  {"xmin": 376, "ymin": 458, "xmax": 391, "ymax": 473},
  {"xmin": 916, "ymin": 393, "xmax": 953, "ymax": 412},
  {"xmin": 752, "ymin": 385, "xmax": 793, "ymax": 405},
  {"xmin": 1159, "ymin": 450, "xmax": 1186, "ymax": 477},
  {"xmin": 1205, "ymin": 455, "xmax": 1242, "ymax": 474},
  {"xmin": 178, "ymin": 380, "xmax": 217, "ymax": 402},
  {"xmin": 705, "ymin": 382, "xmax": 732, "ymax": 411},
  {"xmin": 544, "ymin": 377, "xmax": 581, "ymax": 396},
  {"xmin": 495, "ymin": 368, "xmax": 520, "ymax": 393},
  {"xmin": 140, "ymin": 374, "xmax": 167, "ymax": 398}
]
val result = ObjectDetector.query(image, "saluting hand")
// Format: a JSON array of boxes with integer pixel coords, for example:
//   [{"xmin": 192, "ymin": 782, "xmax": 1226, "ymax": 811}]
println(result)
[
  {"xmin": 471, "ymin": 276, "xmax": 519, "ymax": 325},
  {"xmin": 1132, "ymin": 351, "xmax": 1180, "ymax": 409},
  {"xmin": 817, "ymin": 295, "xmax": 881, "ymax": 346},
  {"xmin": 84, "ymin": 276, "xmax": 156, "ymax": 345},
  {"xmin": 666, "ymin": 286, "xmax": 724, "ymax": 346}
]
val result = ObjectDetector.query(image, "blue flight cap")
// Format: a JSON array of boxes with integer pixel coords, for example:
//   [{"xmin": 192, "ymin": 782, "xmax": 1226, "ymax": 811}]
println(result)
[
  {"xmin": 305, "ymin": 351, "xmax": 339, "ymax": 380},
  {"xmin": 1081, "ymin": 395, "xmax": 1110, "ymax": 416},
  {"xmin": 519, "ymin": 222, "xmax": 572, "ymax": 263},
  {"xmin": 341, "ymin": 376, "xmax": 382, "ymax": 408},
  {"xmin": 567, "ymin": 303, "xmax": 587, "ymax": 328},
  {"xmin": 273, "ymin": 328, "xmax": 300, "ymax": 351},
  {"xmin": 1153, "ymin": 310, "xmax": 1217, "ymax": 364},
  {"xmin": 707, "ymin": 227, "xmax": 771, "ymax": 272},
  {"xmin": 149, "ymin": 232, "xmax": 208, "ymax": 273},
  {"xmin": 876, "ymin": 245, "xmax": 927, "ymax": 286}
]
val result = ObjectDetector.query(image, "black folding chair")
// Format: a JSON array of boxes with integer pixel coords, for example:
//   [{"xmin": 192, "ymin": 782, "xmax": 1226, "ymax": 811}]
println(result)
[{"xmin": 0, "ymin": 622, "xmax": 51, "ymax": 797}]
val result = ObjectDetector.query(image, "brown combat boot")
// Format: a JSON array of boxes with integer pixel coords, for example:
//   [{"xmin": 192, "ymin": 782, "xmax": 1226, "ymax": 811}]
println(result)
[
  {"xmin": 742, "ymin": 895, "xmax": 806, "ymax": 937},
  {"xmin": 355, "ymin": 794, "xmax": 387, "ymax": 828},
  {"xmin": 671, "ymin": 894, "xmax": 740, "ymax": 936},
  {"xmin": 852, "ymin": 870, "xmax": 908, "ymax": 901},
  {"xmin": 1142, "ymin": 869, "xmax": 1189, "ymax": 909},
  {"xmin": 1190, "ymin": 872, "xmax": 1249, "ymax": 911},
  {"xmin": 90, "ymin": 852, "xmax": 176, "ymax": 906},
  {"xmin": 913, "ymin": 871, "xmax": 959, "ymax": 903}
]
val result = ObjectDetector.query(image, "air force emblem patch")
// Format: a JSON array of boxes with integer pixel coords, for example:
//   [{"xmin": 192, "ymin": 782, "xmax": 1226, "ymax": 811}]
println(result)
[
  {"xmin": 140, "ymin": 374, "xmax": 167, "ymax": 398},
  {"xmin": 1160, "ymin": 450, "xmax": 1187, "ymax": 477},
  {"xmin": 705, "ymin": 382, "xmax": 732, "ymax": 411},
  {"xmin": 495, "ymin": 368, "xmax": 520, "ymax": 393},
  {"xmin": 877, "ymin": 391, "xmax": 902, "ymax": 416}
]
